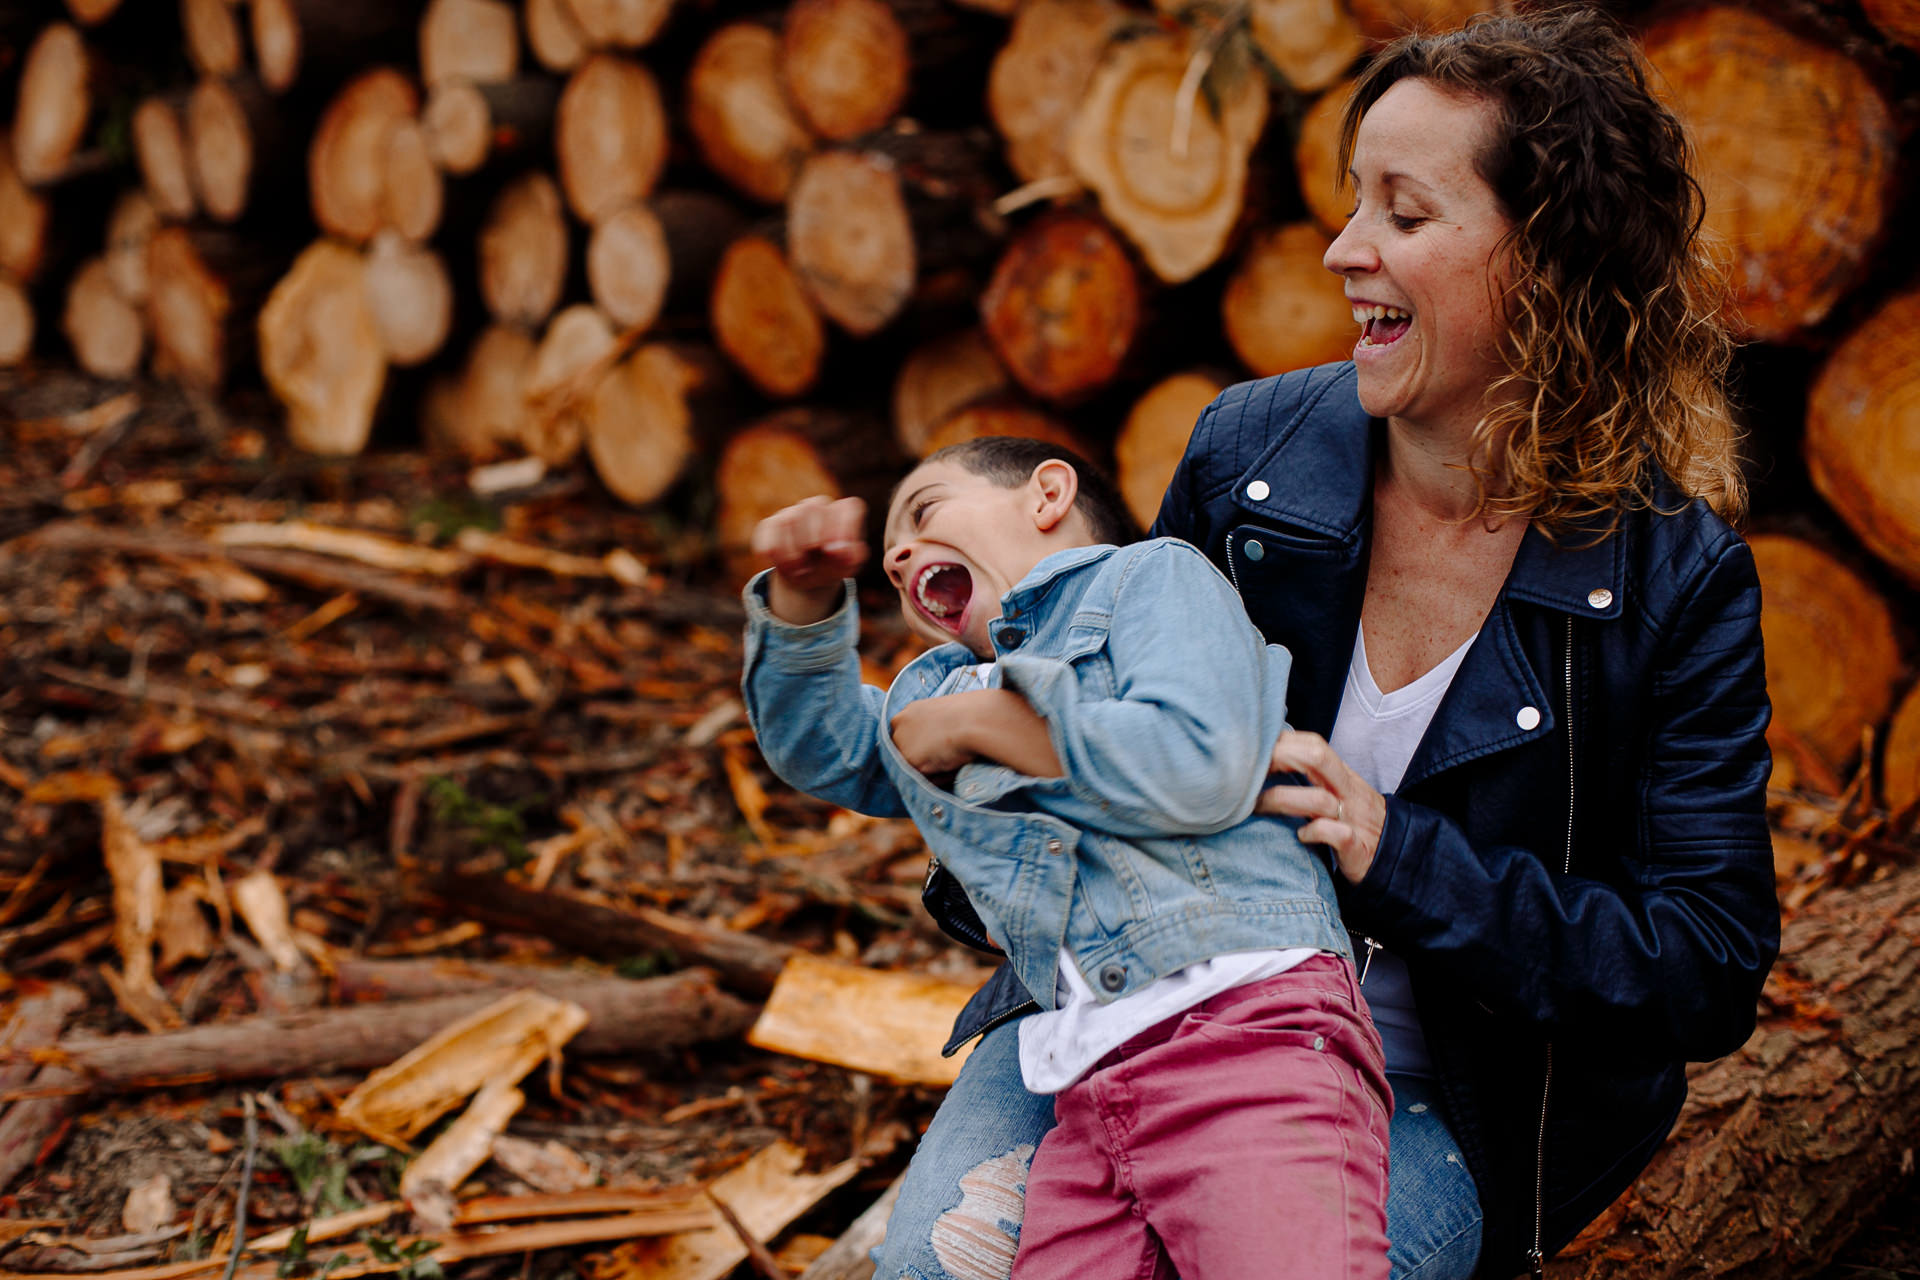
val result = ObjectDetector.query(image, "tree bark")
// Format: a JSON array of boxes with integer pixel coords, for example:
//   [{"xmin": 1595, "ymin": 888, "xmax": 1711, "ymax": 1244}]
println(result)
[
  {"xmin": 787, "ymin": 149, "xmax": 916, "ymax": 337},
  {"xmin": 1547, "ymin": 862, "xmax": 1920, "ymax": 1279},
  {"xmin": 1747, "ymin": 534, "xmax": 1901, "ymax": 777},
  {"xmin": 1641, "ymin": 7, "xmax": 1897, "ymax": 343},
  {"xmin": 980, "ymin": 209, "xmax": 1141, "ymax": 403},
  {"xmin": 1115, "ymin": 370, "xmax": 1226, "ymax": 529},
  {"xmin": 479, "ymin": 171, "xmax": 570, "ymax": 327},
  {"xmin": 1805, "ymin": 282, "xmax": 1920, "ymax": 586},
  {"xmin": 686, "ymin": 22, "xmax": 815, "ymax": 205},
  {"xmin": 258, "ymin": 239, "xmax": 388, "ymax": 455},
  {"xmin": 710, "ymin": 234, "xmax": 825, "ymax": 399},
  {"xmin": 1222, "ymin": 222, "xmax": 1356, "ymax": 377},
  {"xmin": 62, "ymin": 255, "xmax": 146, "ymax": 379},
  {"xmin": 782, "ymin": 0, "xmax": 910, "ymax": 142},
  {"xmin": 556, "ymin": 53, "xmax": 669, "ymax": 225},
  {"xmin": 23, "ymin": 969, "xmax": 757, "ymax": 1091},
  {"xmin": 430, "ymin": 869, "xmax": 794, "ymax": 996}
]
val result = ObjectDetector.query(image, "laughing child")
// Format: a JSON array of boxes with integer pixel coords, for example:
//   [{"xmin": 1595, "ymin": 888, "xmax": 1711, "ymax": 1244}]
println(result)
[{"xmin": 741, "ymin": 438, "xmax": 1389, "ymax": 1280}]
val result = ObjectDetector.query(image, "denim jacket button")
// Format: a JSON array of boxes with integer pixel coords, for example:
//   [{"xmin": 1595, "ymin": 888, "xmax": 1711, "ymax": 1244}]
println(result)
[
  {"xmin": 1098, "ymin": 964, "xmax": 1126, "ymax": 992},
  {"xmin": 1045, "ymin": 837, "xmax": 1064, "ymax": 855},
  {"xmin": 997, "ymin": 627, "xmax": 1025, "ymax": 648},
  {"xmin": 931, "ymin": 804, "xmax": 946, "ymax": 820}
]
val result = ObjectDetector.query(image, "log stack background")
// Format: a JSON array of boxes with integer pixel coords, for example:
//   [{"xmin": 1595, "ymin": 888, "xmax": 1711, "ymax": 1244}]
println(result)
[{"xmin": 3, "ymin": 0, "xmax": 1920, "ymax": 1269}]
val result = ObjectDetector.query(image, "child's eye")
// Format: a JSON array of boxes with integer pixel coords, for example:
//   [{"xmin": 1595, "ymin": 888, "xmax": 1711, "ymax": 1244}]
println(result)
[{"xmin": 912, "ymin": 499, "xmax": 934, "ymax": 524}]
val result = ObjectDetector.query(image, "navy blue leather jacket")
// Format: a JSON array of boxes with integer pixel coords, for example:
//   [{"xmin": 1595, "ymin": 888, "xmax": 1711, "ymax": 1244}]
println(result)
[{"xmin": 939, "ymin": 364, "xmax": 1778, "ymax": 1276}]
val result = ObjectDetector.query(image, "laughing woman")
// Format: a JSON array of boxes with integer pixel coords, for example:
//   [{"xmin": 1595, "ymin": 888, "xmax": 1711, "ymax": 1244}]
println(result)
[{"xmin": 870, "ymin": 9, "xmax": 1777, "ymax": 1279}]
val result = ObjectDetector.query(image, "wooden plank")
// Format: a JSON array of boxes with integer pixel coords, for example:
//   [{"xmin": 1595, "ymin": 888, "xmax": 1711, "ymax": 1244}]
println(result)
[{"xmin": 746, "ymin": 955, "xmax": 981, "ymax": 1086}]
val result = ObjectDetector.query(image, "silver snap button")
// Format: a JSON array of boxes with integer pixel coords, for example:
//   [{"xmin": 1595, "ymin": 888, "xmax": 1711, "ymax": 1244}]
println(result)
[
  {"xmin": 1588, "ymin": 587, "xmax": 1613, "ymax": 609},
  {"xmin": 1313, "ymin": 1036, "xmax": 1326, "ymax": 1051},
  {"xmin": 1045, "ymin": 837, "xmax": 1064, "ymax": 855},
  {"xmin": 1246, "ymin": 480, "xmax": 1270, "ymax": 501},
  {"xmin": 1099, "ymin": 964, "xmax": 1126, "ymax": 992},
  {"xmin": 1244, "ymin": 539, "xmax": 1265, "ymax": 561},
  {"xmin": 964, "ymin": 782, "xmax": 979, "ymax": 797},
  {"xmin": 1516, "ymin": 706, "xmax": 1541, "ymax": 731},
  {"xmin": 930, "ymin": 804, "xmax": 946, "ymax": 820}
]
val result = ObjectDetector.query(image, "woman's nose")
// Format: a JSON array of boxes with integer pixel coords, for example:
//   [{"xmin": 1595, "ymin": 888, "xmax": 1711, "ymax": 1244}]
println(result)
[{"xmin": 1323, "ymin": 214, "xmax": 1375, "ymax": 277}]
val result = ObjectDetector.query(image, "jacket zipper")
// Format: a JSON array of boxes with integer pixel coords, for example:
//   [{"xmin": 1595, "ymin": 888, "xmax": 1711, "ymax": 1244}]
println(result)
[{"xmin": 1530, "ymin": 614, "xmax": 1576, "ymax": 1278}]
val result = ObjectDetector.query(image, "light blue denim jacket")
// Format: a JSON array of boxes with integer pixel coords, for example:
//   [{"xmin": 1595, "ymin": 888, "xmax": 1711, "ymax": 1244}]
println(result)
[{"xmin": 741, "ymin": 538, "xmax": 1351, "ymax": 1012}]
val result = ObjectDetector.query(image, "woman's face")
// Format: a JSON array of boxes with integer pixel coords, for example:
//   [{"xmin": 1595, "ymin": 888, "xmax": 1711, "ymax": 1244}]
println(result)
[{"xmin": 1324, "ymin": 79, "xmax": 1517, "ymax": 433}]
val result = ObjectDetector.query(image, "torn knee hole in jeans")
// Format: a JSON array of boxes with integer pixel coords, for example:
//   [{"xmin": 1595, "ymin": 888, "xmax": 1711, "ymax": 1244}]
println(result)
[{"xmin": 929, "ymin": 1144, "xmax": 1034, "ymax": 1280}]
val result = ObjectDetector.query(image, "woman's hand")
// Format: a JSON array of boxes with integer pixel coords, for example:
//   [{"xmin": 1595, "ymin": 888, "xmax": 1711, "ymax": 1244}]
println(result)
[{"xmin": 1257, "ymin": 730, "xmax": 1385, "ymax": 883}]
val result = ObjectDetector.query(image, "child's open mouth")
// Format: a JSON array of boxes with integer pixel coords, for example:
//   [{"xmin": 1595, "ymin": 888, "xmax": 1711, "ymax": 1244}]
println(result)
[
  {"xmin": 1353, "ymin": 303, "xmax": 1412, "ymax": 349},
  {"xmin": 913, "ymin": 562, "xmax": 973, "ymax": 633}
]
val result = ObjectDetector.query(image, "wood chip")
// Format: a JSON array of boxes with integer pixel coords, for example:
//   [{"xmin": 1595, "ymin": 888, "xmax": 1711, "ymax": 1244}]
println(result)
[
  {"xmin": 212, "ymin": 521, "xmax": 470, "ymax": 577},
  {"xmin": 120, "ymin": 1173, "xmax": 175, "ymax": 1235},
  {"xmin": 747, "ymin": 954, "xmax": 984, "ymax": 1086}
]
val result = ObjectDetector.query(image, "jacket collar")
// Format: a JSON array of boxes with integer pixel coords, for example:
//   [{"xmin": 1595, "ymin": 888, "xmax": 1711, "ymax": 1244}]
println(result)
[{"xmin": 1228, "ymin": 364, "xmax": 1625, "ymax": 622}]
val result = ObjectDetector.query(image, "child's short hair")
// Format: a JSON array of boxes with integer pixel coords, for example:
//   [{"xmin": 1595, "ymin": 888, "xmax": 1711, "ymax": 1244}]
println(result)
[{"xmin": 922, "ymin": 437, "xmax": 1145, "ymax": 547}]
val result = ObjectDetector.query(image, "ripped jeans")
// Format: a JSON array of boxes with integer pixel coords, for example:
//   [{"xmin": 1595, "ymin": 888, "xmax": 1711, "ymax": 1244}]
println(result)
[{"xmin": 874, "ymin": 1017, "xmax": 1482, "ymax": 1280}]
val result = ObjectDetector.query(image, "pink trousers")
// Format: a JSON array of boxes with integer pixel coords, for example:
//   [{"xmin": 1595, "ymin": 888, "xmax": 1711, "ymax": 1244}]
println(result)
[{"xmin": 1010, "ymin": 954, "xmax": 1392, "ymax": 1280}]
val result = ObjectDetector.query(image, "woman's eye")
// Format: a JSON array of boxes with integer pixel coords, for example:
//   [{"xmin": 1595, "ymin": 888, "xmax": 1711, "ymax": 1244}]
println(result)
[{"xmin": 1389, "ymin": 213, "xmax": 1426, "ymax": 231}]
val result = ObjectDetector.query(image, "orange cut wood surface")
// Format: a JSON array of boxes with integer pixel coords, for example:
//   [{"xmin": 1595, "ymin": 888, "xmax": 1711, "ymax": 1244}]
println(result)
[
  {"xmin": 1223, "ymin": 223, "xmax": 1355, "ymax": 377},
  {"xmin": 747, "ymin": 953, "xmax": 984, "ymax": 1085},
  {"xmin": 980, "ymin": 211, "xmax": 1140, "ymax": 403},
  {"xmin": 1116, "ymin": 371, "xmax": 1225, "ymax": 529}
]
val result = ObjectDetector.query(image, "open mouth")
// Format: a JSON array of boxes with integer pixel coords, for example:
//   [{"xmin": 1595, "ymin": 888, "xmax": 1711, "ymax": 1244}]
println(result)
[
  {"xmin": 1353, "ymin": 303, "xmax": 1412, "ymax": 349},
  {"xmin": 912, "ymin": 563, "xmax": 973, "ymax": 634}
]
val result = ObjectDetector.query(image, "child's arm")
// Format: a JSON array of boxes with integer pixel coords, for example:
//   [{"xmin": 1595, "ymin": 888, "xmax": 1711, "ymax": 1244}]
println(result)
[
  {"xmin": 995, "ymin": 540, "xmax": 1288, "ymax": 837},
  {"xmin": 741, "ymin": 498, "xmax": 909, "ymax": 818},
  {"xmin": 889, "ymin": 688, "xmax": 1063, "ymax": 779}
]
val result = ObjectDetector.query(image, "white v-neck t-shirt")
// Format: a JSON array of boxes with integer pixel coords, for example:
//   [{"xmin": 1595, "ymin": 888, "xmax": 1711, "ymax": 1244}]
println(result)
[{"xmin": 1326, "ymin": 625, "xmax": 1475, "ymax": 1078}]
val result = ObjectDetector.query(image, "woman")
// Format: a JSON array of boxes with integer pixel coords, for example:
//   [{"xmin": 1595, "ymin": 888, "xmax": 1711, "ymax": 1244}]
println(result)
[{"xmin": 874, "ymin": 9, "xmax": 1777, "ymax": 1279}]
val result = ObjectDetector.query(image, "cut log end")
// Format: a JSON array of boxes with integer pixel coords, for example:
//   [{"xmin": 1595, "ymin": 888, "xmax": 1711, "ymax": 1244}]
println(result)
[
  {"xmin": 64, "ymin": 256, "xmax": 147, "ymax": 379},
  {"xmin": 687, "ymin": 23, "xmax": 814, "ymax": 205},
  {"xmin": 420, "ymin": 0, "xmax": 520, "ymax": 88},
  {"xmin": 563, "ymin": 0, "xmax": 677, "ymax": 50},
  {"xmin": 1346, "ymin": 0, "xmax": 1496, "ymax": 43},
  {"xmin": 0, "ymin": 273, "xmax": 34, "ymax": 366},
  {"xmin": 787, "ymin": 150, "xmax": 915, "ymax": 337},
  {"xmin": 186, "ymin": 78, "xmax": 255, "ymax": 224},
  {"xmin": 1884, "ymin": 684, "xmax": 1920, "ymax": 816},
  {"xmin": 105, "ymin": 191, "xmax": 160, "ymax": 305},
  {"xmin": 1246, "ymin": 0, "xmax": 1364, "ymax": 93},
  {"xmin": 586, "ymin": 203, "xmax": 671, "ymax": 332},
  {"xmin": 134, "ymin": 96, "xmax": 199, "ymax": 222},
  {"xmin": 981, "ymin": 211, "xmax": 1141, "ymax": 403},
  {"xmin": 429, "ymin": 322, "xmax": 537, "ymax": 462},
  {"xmin": 363, "ymin": 230, "xmax": 453, "ymax": 366},
  {"xmin": 1749, "ymin": 534, "xmax": 1901, "ymax": 774},
  {"xmin": 251, "ymin": 0, "xmax": 301, "ymax": 93},
  {"xmin": 1295, "ymin": 82, "xmax": 1354, "ymax": 237},
  {"xmin": 716, "ymin": 412, "xmax": 848, "ymax": 582},
  {"xmin": 711, "ymin": 236, "xmax": 824, "ymax": 399},
  {"xmin": 526, "ymin": 0, "xmax": 590, "ymax": 72},
  {"xmin": 382, "ymin": 118, "xmax": 445, "ymax": 242},
  {"xmin": 480, "ymin": 171, "xmax": 569, "ymax": 327},
  {"xmin": 988, "ymin": 0, "xmax": 1129, "ymax": 186},
  {"xmin": 1223, "ymin": 223, "xmax": 1356, "ymax": 377},
  {"xmin": 921, "ymin": 400, "xmax": 1085, "ymax": 458},
  {"xmin": 893, "ymin": 329, "xmax": 1010, "ymax": 457},
  {"xmin": 523, "ymin": 304, "xmax": 621, "ymax": 465},
  {"xmin": 424, "ymin": 81, "xmax": 492, "ymax": 174},
  {"xmin": 586, "ymin": 344, "xmax": 707, "ymax": 505},
  {"xmin": 182, "ymin": 0, "xmax": 245, "ymax": 76},
  {"xmin": 557, "ymin": 55, "xmax": 669, "ymax": 225},
  {"xmin": 0, "ymin": 138, "xmax": 51, "ymax": 284},
  {"xmin": 259, "ymin": 240, "xmax": 388, "ymax": 455},
  {"xmin": 782, "ymin": 0, "xmax": 910, "ymax": 142},
  {"xmin": 12, "ymin": 23, "xmax": 91, "ymax": 186},
  {"xmin": 146, "ymin": 226, "xmax": 231, "ymax": 391},
  {"xmin": 309, "ymin": 68, "xmax": 422, "ymax": 243}
]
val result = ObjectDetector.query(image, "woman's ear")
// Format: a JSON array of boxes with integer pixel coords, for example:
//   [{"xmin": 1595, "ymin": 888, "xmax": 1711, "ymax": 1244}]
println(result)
[{"xmin": 1031, "ymin": 459, "xmax": 1080, "ymax": 532}]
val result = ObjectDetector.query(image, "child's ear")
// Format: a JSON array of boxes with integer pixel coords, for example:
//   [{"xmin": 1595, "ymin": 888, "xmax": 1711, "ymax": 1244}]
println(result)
[{"xmin": 1031, "ymin": 459, "xmax": 1080, "ymax": 533}]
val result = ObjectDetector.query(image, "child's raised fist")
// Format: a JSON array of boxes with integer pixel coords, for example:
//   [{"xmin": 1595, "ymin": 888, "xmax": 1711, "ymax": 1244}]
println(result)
[{"xmin": 751, "ymin": 495, "xmax": 868, "ymax": 624}]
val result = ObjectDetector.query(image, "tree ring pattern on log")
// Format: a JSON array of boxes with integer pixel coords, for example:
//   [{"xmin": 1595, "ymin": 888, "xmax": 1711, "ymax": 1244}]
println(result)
[
  {"xmin": 787, "ymin": 150, "xmax": 915, "ymax": 337},
  {"xmin": 980, "ymin": 212, "xmax": 1140, "ymax": 403},
  {"xmin": 557, "ymin": 54, "xmax": 668, "ymax": 225}
]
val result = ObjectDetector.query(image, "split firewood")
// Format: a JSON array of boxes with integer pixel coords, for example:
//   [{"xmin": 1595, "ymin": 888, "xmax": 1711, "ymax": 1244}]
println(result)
[
  {"xmin": 432, "ymin": 869, "xmax": 795, "ymax": 995},
  {"xmin": 63, "ymin": 257, "xmax": 147, "ymax": 380},
  {"xmin": 556, "ymin": 54, "xmax": 669, "ymax": 225},
  {"xmin": 1805, "ymin": 281, "xmax": 1920, "ymax": 585},
  {"xmin": 182, "ymin": 0, "xmax": 245, "ymax": 76},
  {"xmin": 258, "ymin": 239, "xmax": 388, "ymax": 456},
  {"xmin": 526, "ymin": 0, "xmax": 591, "ymax": 72},
  {"xmin": 1115, "ymin": 370, "xmax": 1226, "ymax": 528},
  {"xmin": 419, "ymin": 0, "xmax": 521, "ymax": 88},
  {"xmin": 686, "ymin": 23, "xmax": 815, "ymax": 205},
  {"xmin": 12, "ymin": 23, "xmax": 93, "ymax": 186},
  {"xmin": 587, "ymin": 203, "xmax": 671, "ymax": 332},
  {"xmin": 748, "ymin": 954, "xmax": 984, "ymax": 1085},
  {"xmin": 425, "ymin": 322, "xmax": 536, "ymax": 461},
  {"xmin": 0, "ymin": 139, "xmax": 52, "ymax": 284},
  {"xmin": 787, "ymin": 150, "xmax": 915, "ymax": 336},
  {"xmin": 103, "ymin": 191, "xmax": 158, "ymax": 304},
  {"xmin": 1883, "ymin": 685, "xmax": 1920, "ymax": 816},
  {"xmin": 920, "ymin": 400, "xmax": 1084, "ymax": 458},
  {"xmin": 363, "ymin": 230, "xmax": 454, "ymax": 366},
  {"xmin": 339, "ymin": 989, "xmax": 586, "ymax": 1144},
  {"xmin": 1294, "ymin": 79, "xmax": 1352, "ymax": 236},
  {"xmin": 404, "ymin": 1077, "xmax": 528, "ymax": 1225},
  {"xmin": 27, "ymin": 968, "xmax": 754, "ymax": 1090},
  {"xmin": 523, "ymin": 304, "xmax": 624, "ymax": 466},
  {"xmin": 1748, "ymin": 534, "xmax": 1901, "ymax": 777},
  {"xmin": 231, "ymin": 868, "xmax": 307, "ymax": 974},
  {"xmin": 584, "ymin": 343, "xmax": 723, "ymax": 506},
  {"xmin": 980, "ymin": 210, "xmax": 1141, "ymax": 403},
  {"xmin": 563, "ymin": 0, "xmax": 679, "ymax": 50},
  {"xmin": 132, "ymin": 95, "xmax": 199, "ymax": 222},
  {"xmin": 1346, "ymin": 0, "xmax": 1493, "ymax": 42},
  {"xmin": 0, "ymin": 272, "xmax": 32, "ymax": 367},
  {"xmin": 1222, "ymin": 223, "xmax": 1356, "ymax": 377},
  {"xmin": 710, "ymin": 236, "xmax": 825, "ymax": 399},
  {"xmin": 1067, "ymin": 29, "xmax": 1267, "ymax": 284},
  {"xmin": 480, "ymin": 171, "xmax": 570, "ymax": 328},
  {"xmin": 794, "ymin": 1175, "xmax": 902, "ymax": 1280},
  {"xmin": 892, "ymin": 329, "xmax": 1010, "ymax": 457},
  {"xmin": 1548, "ymin": 861, "xmax": 1920, "ymax": 1279},
  {"xmin": 782, "ymin": 0, "xmax": 910, "ymax": 143},
  {"xmin": 1642, "ymin": 7, "xmax": 1896, "ymax": 343},
  {"xmin": 308, "ymin": 67, "xmax": 421, "ymax": 244},
  {"xmin": 987, "ymin": 0, "xmax": 1128, "ymax": 188},
  {"xmin": 587, "ymin": 1143, "xmax": 862, "ymax": 1280},
  {"xmin": 251, "ymin": 0, "xmax": 417, "ymax": 94}
]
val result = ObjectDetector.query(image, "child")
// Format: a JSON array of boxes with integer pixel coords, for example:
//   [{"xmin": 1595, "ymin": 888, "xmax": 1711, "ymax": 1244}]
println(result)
[{"xmin": 741, "ymin": 438, "xmax": 1389, "ymax": 1280}]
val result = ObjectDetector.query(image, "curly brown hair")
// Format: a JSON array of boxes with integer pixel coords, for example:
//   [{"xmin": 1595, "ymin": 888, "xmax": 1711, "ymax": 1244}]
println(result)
[{"xmin": 1338, "ymin": 6, "xmax": 1745, "ymax": 536}]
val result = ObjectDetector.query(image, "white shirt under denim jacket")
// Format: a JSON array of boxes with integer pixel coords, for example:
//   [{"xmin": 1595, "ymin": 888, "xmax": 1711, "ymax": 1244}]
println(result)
[{"xmin": 740, "ymin": 538, "xmax": 1355, "ymax": 1072}]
